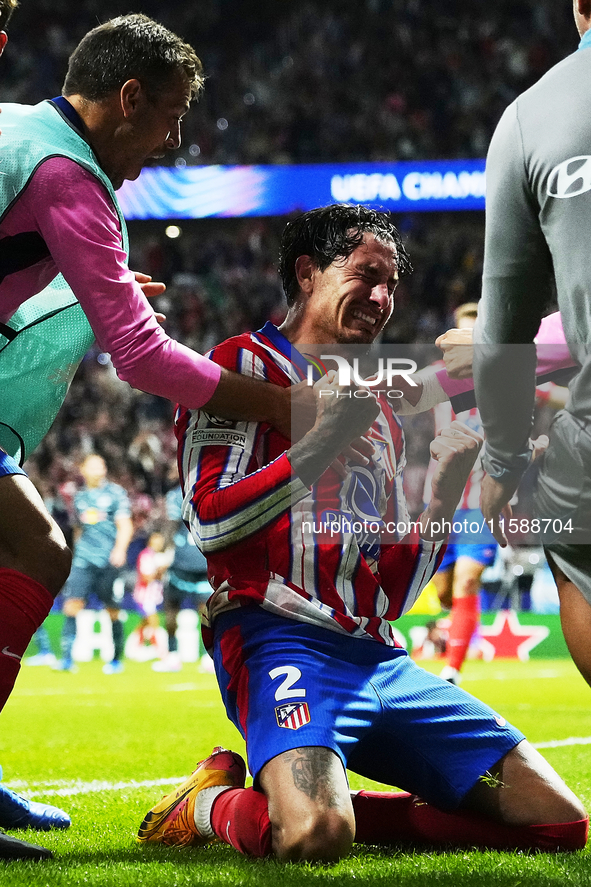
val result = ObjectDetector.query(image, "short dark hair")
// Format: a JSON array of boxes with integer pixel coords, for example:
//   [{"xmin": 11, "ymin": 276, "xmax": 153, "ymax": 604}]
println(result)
[
  {"xmin": 278, "ymin": 204, "xmax": 413, "ymax": 306},
  {"xmin": 0, "ymin": 0, "xmax": 18, "ymax": 31},
  {"xmin": 62, "ymin": 13, "xmax": 204, "ymax": 103}
]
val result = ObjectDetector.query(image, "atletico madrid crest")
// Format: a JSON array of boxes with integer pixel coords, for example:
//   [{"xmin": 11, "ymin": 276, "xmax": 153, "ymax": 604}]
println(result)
[{"xmin": 275, "ymin": 702, "xmax": 311, "ymax": 730}]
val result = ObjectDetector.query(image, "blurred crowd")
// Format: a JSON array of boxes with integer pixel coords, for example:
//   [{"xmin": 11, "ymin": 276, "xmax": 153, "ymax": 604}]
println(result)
[
  {"xmin": 4, "ymin": 0, "xmax": 578, "ymax": 164},
  {"xmin": 8, "ymin": 0, "xmax": 570, "ymax": 580}
]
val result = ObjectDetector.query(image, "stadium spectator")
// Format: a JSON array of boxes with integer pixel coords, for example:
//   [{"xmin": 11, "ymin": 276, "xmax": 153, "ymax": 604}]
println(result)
[
  {"xmin": 474, "ymin": 0, "xmax": 591, "ymax": 690},
  {"xmin": 138, "ymin": 205, "xmax": 587, "ymax": 860},
  {"xmin": 2, "ymin": 2, "xmax": 579, "ymax": 166},
  {"xmin": 55, "ymin": 454, "xmax": 133, "ymax": 675}
]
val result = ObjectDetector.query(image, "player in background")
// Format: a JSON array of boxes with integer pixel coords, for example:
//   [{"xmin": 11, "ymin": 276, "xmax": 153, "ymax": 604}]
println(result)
[
  {"xmin": 55, "ymin": 454, "xmax": 133, "ymax": 675},
  {"xmin": 0, "ymin": 13, "xmax": 316, "ymax": 759},
  {"xmin": 138, "ymin": 204, "xmax": 586, "ymax": 862},
  {"xmin": 152, "ymin": 481, "xmax": 211, "ymax": 673}
]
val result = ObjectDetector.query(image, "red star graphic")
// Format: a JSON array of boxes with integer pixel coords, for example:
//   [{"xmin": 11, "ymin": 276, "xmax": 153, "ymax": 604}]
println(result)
[{"xmin": 479, "ymin": 610, "xmax": 549, "ymax": 661}]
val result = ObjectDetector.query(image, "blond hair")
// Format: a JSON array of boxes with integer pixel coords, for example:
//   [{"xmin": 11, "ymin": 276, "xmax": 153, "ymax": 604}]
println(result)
[{"xmin": 453, "ymin": 302, "xmax": 479, "ymax": 326}]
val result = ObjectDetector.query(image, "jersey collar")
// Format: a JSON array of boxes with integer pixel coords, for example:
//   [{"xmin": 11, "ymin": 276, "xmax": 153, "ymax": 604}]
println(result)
[
  {"xmin": 257, "ymin": 321, "xmax": 312, "ymax": 381},
  {"xmin": 50, "ymin": 96, "xmax": 85, "ymax": 135}
]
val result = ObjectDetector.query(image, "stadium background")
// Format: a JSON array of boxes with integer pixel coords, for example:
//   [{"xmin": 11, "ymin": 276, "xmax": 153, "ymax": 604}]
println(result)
[
  {"xmin": 4, "ymin": 3, "xmax": 591, "ymax": 885},
  {"xmin": 5, "ymin": 1, "xmax": 578, "ymax": 651}
]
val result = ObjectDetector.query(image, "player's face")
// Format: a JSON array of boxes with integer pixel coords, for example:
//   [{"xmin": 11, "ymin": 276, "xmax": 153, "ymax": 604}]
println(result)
[
  {"xmin": 107, "ymin": 68, "xmax": 191, "ymax": 189},
  {"xmin": 80, "ymin": 455, "xmax": 107, "ymax": 487},
  {"xmin": 299, "ymin": 234, "xmax": 399, "ymax": 345}
]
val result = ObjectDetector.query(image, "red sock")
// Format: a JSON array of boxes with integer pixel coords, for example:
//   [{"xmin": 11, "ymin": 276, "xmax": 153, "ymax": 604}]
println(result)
[
  {"xmin": 210, "ymin": 787, "xmax": 272, "ymax": 857},
  {"xmin": 446, "ymin": 595, "xmax": 480, "ymax": 671},
  {"xmin": 352, "ymin": 791, "xmax": 417, "ymax": 843},
  {"xmin": 352, "ymin": 791, "xmax": 588, "ymax": 851},
  {"xmin": 0, "ymin": 568, "xmax": 54, "ymax": 713}
]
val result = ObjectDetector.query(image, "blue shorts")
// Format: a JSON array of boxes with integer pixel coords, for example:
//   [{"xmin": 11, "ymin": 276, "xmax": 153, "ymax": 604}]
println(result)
[
  {"xmin": 61, "ymin": 563, "xmax": 121, "ymax": 607},
  {"xmin": 439, "ymin": 543, "xmax": 498, "ymax": 573},
  {"xmin": 446, "ymin": 509, "xmax": 498, "ymax": 547},
  {"xmin": 0, "ymin": 449, "xmax": 26, "ymax": 478},
  {"xmin": 164, "ymin": 568, "xmax": 210, "ymax": 608},
  {"xmin": 213, "ymin": 608, "xmax": 524, "ymax": 811}
]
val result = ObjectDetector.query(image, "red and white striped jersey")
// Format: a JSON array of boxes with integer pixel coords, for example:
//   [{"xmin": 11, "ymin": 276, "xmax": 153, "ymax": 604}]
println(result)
[{"xmin": 176, "ymin": 322, "xmax": 444, "ymax": 648}]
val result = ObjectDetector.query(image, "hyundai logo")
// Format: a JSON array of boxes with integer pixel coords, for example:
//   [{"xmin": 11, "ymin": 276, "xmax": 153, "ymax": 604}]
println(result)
[{"xmin": 547, "ymin": 156, "xmax": 591, "ymax": 199}]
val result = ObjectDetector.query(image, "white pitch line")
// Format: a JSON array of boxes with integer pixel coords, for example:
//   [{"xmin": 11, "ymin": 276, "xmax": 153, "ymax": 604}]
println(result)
[
  {"xmin": 11, "ymin": 738, "xmax": 591, "ymax": 797},
  {"xmin": 533, "ymin": 736, "xmax": 591, "ymax": 749},
  {"xmin": 9, "ymin": 776, "xmax": 190, "ymax": 799}
]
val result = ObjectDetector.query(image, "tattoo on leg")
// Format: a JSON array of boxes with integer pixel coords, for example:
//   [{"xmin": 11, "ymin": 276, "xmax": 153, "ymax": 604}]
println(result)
[{"xmin": 286, "ymin": 747, "xmax": 340, "ymax": 804}]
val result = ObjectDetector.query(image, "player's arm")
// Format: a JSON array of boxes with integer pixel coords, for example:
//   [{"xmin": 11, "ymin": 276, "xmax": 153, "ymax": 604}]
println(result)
[
  {"xmin": 391, "ymin": 317, "xmax": 574, "ymax": 418},
  {"xmin": 182, "ymin": 349, "xmax": 378, "ymax": 553},
  {"xmin": 110, "ymin": 512, "xmax": 133, "ymax": 568},
  {"xmin": 473, "ymin": 102, "xmax": 554, "ymax": 539},
  {"xmin": 473, "ymin": 102, "xmax": 557, "ymax": 542},
  {"xmin": 31, "ymin": 159, "xmax": 309, "ymax": 436},
  {"xmin": 202, "ymin": 368, "xmax": 313, "ymax": 442},
  {"xmin": 390, "ymin": 365, "xmax": 449, "ymax": 414}
]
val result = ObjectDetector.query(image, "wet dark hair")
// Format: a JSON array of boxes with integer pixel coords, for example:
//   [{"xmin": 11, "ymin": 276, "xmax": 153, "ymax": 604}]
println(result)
[
  {"xmin": 278, "ymin": 204, "xmax": 413, "ymax": 306},
  {"xmin": 62, "ymin": 13, "xmax": 204, "ymax": 102},
  {"xmin": 0, "ymin": 0, "xmax": 18, "ymax": 31}
]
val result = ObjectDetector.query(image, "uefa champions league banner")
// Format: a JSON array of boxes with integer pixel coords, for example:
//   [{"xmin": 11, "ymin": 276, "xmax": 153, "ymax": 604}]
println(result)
[{"xmin": 117, "ymin": 159, "xmax": 486, "ymax": 219}]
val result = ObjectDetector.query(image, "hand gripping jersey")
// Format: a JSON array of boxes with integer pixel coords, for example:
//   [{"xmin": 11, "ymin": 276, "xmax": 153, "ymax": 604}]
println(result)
[{"xmin": 176, "ymin": 322, "xmax": 444, "ymax": 648}]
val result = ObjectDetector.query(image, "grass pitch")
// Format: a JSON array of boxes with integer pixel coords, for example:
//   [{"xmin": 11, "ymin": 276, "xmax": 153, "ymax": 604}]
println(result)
[{"xmin": 1, "ymin": 657, "xmax": 590, "ymax": 886}]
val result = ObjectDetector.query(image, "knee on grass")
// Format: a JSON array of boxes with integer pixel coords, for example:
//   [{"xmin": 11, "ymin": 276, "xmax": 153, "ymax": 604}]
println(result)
[{"xmin": 272, "ymin": 809, "xmax": 355, "ymax": 862}]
